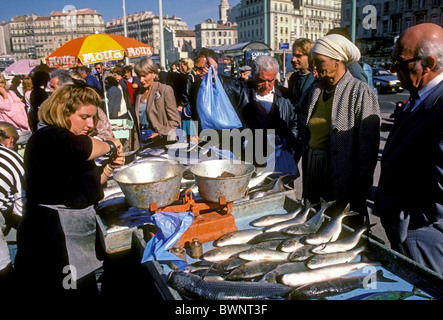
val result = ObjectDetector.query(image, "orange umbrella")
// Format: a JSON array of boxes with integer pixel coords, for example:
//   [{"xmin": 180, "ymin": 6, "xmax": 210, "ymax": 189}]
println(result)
[{"xmin": 45, "ymin": 34, "xmax": 153, "ymax": 68}]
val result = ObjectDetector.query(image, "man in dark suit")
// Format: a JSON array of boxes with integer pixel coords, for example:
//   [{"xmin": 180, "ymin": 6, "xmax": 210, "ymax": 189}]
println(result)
[{"xmin": 375, "ymin": 23, "xmax": 443, "ymax": 275}]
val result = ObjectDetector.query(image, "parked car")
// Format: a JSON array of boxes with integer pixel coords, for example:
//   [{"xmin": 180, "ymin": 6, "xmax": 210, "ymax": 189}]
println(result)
[{"xmin": 372, "ymin": 68, "xmax": 404, "ymax": 94}]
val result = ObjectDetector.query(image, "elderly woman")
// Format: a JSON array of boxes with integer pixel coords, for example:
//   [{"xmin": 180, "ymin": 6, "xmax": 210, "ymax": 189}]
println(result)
[
  {"xmin": 296, "ymin": 34, "xmax": 380, "ymax": 229},
  {"xmin": 132, "ymin": 57, "xmax": 181, "ymax": 149},
  {"xmin": 15, "ymin": 83, "xmax": 125, "ymax": 296}
]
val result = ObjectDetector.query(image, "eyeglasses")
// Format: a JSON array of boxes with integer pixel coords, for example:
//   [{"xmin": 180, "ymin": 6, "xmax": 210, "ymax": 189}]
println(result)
[{"xmin": 390, "ymin": 56, "xmax": 421, "ymax": 71}]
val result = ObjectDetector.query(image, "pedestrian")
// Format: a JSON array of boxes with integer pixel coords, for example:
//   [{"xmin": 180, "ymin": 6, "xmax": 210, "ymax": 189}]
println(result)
[
  {"xmin": 375, "ymin": 23, "xmax": 443, "ymax": 275},
  {"xmin": 29, "ymin": 71, "xmax": 49, "ymax": 132},
  {"xmin": 22, "ymin": 77, "xmax": 33, "ymax": 113},
  {"xmin": 239, "ymin": 55, "xmax": 298, "ymax": 175},
  {"xmin": 0, "ymin": 122, "xmax": 25, "ymax": 294},
  {"xmin": 112, "ymin": 66, "xmax": 131, "ymax": 116},
  {"xmin": 77, "ymin": 66, "xmax": 102, "ymax": 95},
  {"xmin": 166, "ymin": 62, "xmax": 180, "ymax": 87},
  {"xmin": 8, "ymin": 76, "xmax": 25, "ymax": 105},
  {"xmin": 123, "ymin": 65, "xmax": 141, "ymax": 108},
  {"xmin": 238, "ymin": 65, "xmax": 252, "ymax": 84},
  {"xmin": 191, "ymin": 48, "xmax": 246, "ymax": 130},
  {"xmin": 49, "ymin": 69, "xmax": 114, "ymax": 141},
  {"xmin": 296, "ymin": 33, "xmax": 380, "ymax": 229},
  {"xmin": 14, "ymin": 83, "xmax": 125, "ymax": 296},
  {"xmin": 158, "ymin": 66, "xmax": 168, "ymax": 84},
  {"xmin": 0, "ymin": 74, "xmax": 30, "ymax": 135},
  {"xmin": 105, "ymin": 76, "xmax": 128, "ymax": 120},
  {"xmin": 94, "ymin": 62, "xmax": 106, "ymax": 98},
  {"xmin": 132, "ymin": 57, "xmax": 181, "ymax": 150}
]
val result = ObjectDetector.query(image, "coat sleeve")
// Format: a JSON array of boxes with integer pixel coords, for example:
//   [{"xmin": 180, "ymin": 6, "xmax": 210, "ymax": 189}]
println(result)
[{"xmin": 159, "ymin": 85, "xmax": 181, "ymax": 136}]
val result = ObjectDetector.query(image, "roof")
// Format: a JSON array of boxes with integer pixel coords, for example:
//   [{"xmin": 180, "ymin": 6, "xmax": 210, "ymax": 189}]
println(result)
[
  {"xmin": 51, "ymin": 8, "xmax": 101, "ymax": 17},
  {"xmin": 175, "ymin": 30, "xmax": 195, "ymax": 37}
]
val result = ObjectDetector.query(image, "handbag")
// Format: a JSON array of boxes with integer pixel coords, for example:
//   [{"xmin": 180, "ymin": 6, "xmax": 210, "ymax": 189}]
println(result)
[{"xmin": 196, "ymin": 66, "xmax": 242, "ymax": 130}]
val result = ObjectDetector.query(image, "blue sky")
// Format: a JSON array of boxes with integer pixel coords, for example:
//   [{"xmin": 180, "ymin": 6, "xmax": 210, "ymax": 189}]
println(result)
[{"xmin": 0, "ymin": 0, "xmax": 241, "ymax": 30}]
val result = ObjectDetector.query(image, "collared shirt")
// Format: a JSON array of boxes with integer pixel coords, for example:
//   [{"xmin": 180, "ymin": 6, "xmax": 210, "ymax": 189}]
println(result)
[
  {"xmin": 406, "ymin": 72, "xmax": 443, "ymax": 112},
  {"xmin": 255, "ymin": 90, "xmax": 275, "ymax": 114}
]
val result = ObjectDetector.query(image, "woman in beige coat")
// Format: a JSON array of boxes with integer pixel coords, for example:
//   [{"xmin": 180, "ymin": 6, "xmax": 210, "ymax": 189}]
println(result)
[{"xmin": 132, "ymin": 57, "xmax": 181, "ymax": 150}]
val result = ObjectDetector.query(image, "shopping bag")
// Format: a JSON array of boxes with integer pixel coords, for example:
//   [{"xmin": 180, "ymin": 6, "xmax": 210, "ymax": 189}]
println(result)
[
  {"xmin": 141, "ymin": 211, "xmax": 194, "ymax": 270},
  {"xmin": 265, "ymin": 135, "xmax": 298, "ymax": 176},
  {"xmin": 196, "ymin": 66, "xmax": 242, "ymax": 130}
]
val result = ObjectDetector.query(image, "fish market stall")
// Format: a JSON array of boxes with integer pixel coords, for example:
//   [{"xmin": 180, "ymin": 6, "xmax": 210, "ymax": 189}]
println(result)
[{"xmin": 97, "ymin": 151, "xmax": 443, "ymax": 300}]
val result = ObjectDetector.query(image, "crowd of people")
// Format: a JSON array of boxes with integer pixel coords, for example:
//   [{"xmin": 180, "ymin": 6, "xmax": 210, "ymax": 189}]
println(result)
[{"xmin": 0, "ymin": 23, "xmax": 442, "ymax": 298}]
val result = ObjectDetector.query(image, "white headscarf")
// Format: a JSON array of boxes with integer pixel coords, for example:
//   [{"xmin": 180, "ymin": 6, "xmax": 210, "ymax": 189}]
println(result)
[{"xmin": 312, "ymin": 34, "xmax": 361, "ymax": 64}]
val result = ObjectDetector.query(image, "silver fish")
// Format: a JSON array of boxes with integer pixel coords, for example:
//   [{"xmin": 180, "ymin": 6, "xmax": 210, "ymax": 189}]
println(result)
[
  {"xmin": 248, "ymin": 171, "xmax": 275, "ymax": 189},
  {"xmin": 264, "ymin": 202, "xmax": 315, "ymax": 232},
  {"xmin": 281, "ymin": 262, "xmax": 374, "ymax": 287},
  {"xmin": 282, "ymin": 198, "xmax": 335, "ymax": 235},
  {"xmin": 239, "ymin": 248, "xmax": 289, "ymax": 261},
  {"xmin": 252, "ymin": 239, "xmax": 284, "ymax": 250},
  {"xmin": 311, "ymin": 224, "xmax": 375, "ymax": 254},
  {"xmin": 249, "ymin": 202, "xmax": 303, "ymax": 227},
  {"xmin": 226, "ymin": 260, "xmax": 283, "ymax": 280},
  {"xmin": 305, "ymin": 246, "xmax": 366, "ymax": 269},
  {"xmin": 288, "ymin": 270, "xmax": 397, "ymax": 300},
  {"xmin": 288, "ymin": 244, "xmax": 316, "ymax": 262},
  {"xmin": 202, "ymin": 244, "xmax": 252, "ymax": 262},
  {"xmin": 260, "ymin": 262, "xmax": 308, "ymax": 283},
  {"xmin": 217, "ymin": 256, "xmax": 248, "ymax": 271},
  {"xmin": 305, "ymin": 205, "xmax": 359, "ymax": 245},
  {"xmin": 214, "ymin": 229, "xmax": 263, "ymax": 247},
  {"xmin": 247, "ymin": 231, "xmax": 293, "ymax": 244},
  {"xmin": 278, "ymin": 235, "xmax": 307, "ymax": 253},
  {"xmin": 167, "ymin": 270, "xmax": 293, "ymax": 300}
]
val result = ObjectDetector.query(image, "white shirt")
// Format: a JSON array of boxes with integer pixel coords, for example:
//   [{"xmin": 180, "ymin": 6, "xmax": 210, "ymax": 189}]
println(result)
[
  {"xmin": 406, "ymin": 72, "xmax": 443, "ymax": 112},
  {"xmin": 255, "ymin": 90, "xmax": 275, "ymax": 114}
]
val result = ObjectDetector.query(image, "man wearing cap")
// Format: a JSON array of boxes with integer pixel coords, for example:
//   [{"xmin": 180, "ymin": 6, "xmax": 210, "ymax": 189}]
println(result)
[
  {"xmin": 295, "ymin": 33, "xmax": 380, "ymax": 229},
  {"xmin": 238, "ymin": 65, "xmax": 251, "ymax": 84}
]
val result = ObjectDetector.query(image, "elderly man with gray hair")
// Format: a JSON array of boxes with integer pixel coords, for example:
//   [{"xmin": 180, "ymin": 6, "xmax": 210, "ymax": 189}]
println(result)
[
  {"xmin": 295, "ymin": 33, "xmax": 380, "ymax": 230},
  {"xmin": 239, "ymin": 55, "xmax": 299, "ymax": 176}
]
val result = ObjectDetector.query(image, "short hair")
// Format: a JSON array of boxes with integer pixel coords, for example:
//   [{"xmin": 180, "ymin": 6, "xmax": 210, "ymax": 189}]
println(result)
[
  {"xmin": 122, "ymin": 65, "xmax": 133, "ymax": 74},
  {"xmin": 292, "ymin": 38, "xmax": 315, "ymax": 56},
  {"xmin": 105, "ymin": 76, "xmax": 119, "ymax": 87},
  {"xmin": 113, "ymin": 66, "xmax": 124, "ymax": 76},
  {"xmin": 50, "ymin": 69, "xmax": 73, "ymax": 86},
  {"xmin": 134, "ymin": 57, "xmax": 159, "ymax": 76},
  {"xmin": 0, "ymin": 121, "xmax": 19, "ymax": 143},
  {"xmin": 38, "ymin": 83, "xmax": 101, "ymax": 130},
  {"xmin": 193, "ymin": 48, "xmax": 218, "ymax": 63},
  {"xmin": 23, "ymin": 77, "xmax": 33, "ymax": 92},
  {"xmin": 179, "ymin": 58, "xmax": 194, "ymax": 73},
  {"xmin": 418, "ymin": 39, "xmax": 443, "ymax": 70},
  {"xmin": 31, "ymin": 71, "xmax": 50, "ymax": 88},
  {"xmin": 77, "ymin": 66, "xmax": 90, "ymax": 74},
  {"xmin": 253, "ymin": 55, "xmax": 280, "ymax": 78}
]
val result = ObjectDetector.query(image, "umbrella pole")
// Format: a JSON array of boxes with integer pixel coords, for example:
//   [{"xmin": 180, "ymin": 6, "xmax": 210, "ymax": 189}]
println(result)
[{"xmin": 100, "ymin": 76, "xmax": 110, "ymax": 118}]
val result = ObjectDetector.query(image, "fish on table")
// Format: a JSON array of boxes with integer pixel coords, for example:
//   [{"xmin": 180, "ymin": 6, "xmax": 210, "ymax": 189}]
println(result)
[
  {"xmin": 247, "ymin": 231, "xmax": 293, "ymax": 244},
  {"xmin": 202, "ymin": 244, "xmax": 253, "ymax": 262},
  {"xmin": 305, "ymin": 246, "xmax": 366, "ymax": 269},
  {"xmin": 288, "ymin": 270, "xmax": 397, "ymax": 300},
  {"xmin": 239, "ymin": 248, "xmax": 290, "ymax": 261},
  {"xmin": 226, "ymin": 260, "xmax": 284, "ymax": 281},
  {"xmin": 249, "ymin": 202, "xmax": 303, "ymax": 227},
  {"xmin": 260, "ymin": 262, "xmax": 308, "ymax": 283},
  {"xmin": 263, "ymin": 202, "xmax": 316, "ymax": 232},
  {"xmin": 305, "ymin": 205, "xmax": 359, "ymax": 245},
  {"xmin": 214, "ymin": 229, "xmax": 263, "ymax": 247},
  {"xmin": 278, "ymin": 235, "xmax": 307, "ymax": 253},
  {"xmin": 280, "ymin": 262, "xmax": 374, "ymax": 287},
  {"xmin": 288, "ymin": 244, "xmax": 316, "ymax": 262},
  {"xmin": 167, "ymin": 270, "xmax": 293, "ymax": 300}
]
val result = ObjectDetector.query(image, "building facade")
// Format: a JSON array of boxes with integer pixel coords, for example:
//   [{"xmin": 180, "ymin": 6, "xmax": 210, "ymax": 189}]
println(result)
[
  {"xmin": 195, "ymin": 19, "xmax": 238, "ymax": 49},
  {"xmin": 341, "ymin": 0, "xmax": 443, "ymax": 66},
  {"xmin": 105, "ymin": 11, "xmax": 188, "ymax": 57},
  {"xmin": 237, "ymin": 0, "xmax": 341, "ymax": 51},
  {"xmin": 7, "ymin": 8, "xmax": 104, "ymax": 60}
]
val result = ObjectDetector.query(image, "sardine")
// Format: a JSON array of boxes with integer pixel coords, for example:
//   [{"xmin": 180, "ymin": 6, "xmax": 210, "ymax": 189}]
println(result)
[
  {"xmin": 278, "ymin": 235, "xmax": 307, "ymax": 253},
  {"xmin": 311, "ymin": 224, "xmax": 375, "ymax": 254},
  {"xmin": 202, "ymin": 244, "xmax": 253, "ymax": 262},
  {"xmin": 226, "ymin": 260, "xmax": 283, "ymax": 280},
  {"xmin": 305, "ymin": 205, "xmax": 359, "ymax": 245},
  {"xmin": 214, "ymin": 229, "xmax": 263, "ymax": 247},
  {"xmin": 239, "ymin": 248, "xmax": 289, "ymax": 261},
  {"xmin": 247, "ymin": 231, "xmax": 293, "ymax": 244},
  {"xmin": 305, "ymin": 246, "xmax": 366, "ymax": 269},
  {"xmin": 288, "ymin": 244, "xmax": 316, "ymax": 261},
  {"xmin": 281, "ymin": 262, "xmax": 374, "ymax": 287},
  {"xmin": 260, "ymin": 262, "xmax": 308, "ymax": 283},
  {"xmin": 248, "ymin": 171, "xmax": 275, "ymax": 189},
  {"xmin": 282, "ymin": 198, "xmax": 335, "ymax": 235},
  {"xmin": 249, "ymin": 203, "xmax": 303, "ymax": 227},
  {"xmin": 167, "ymin": 270, "xmax": 293, "ymax": 300},
  {"xmin": 264, "ymin": 202, "xmax": 315, "ymax": 232},
  {"xmin": 289, "ymin": 270, "xmax": 397, "ymax": 300}
]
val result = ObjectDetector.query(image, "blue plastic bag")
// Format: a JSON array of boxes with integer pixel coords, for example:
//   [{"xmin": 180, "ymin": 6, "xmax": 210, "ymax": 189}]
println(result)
[
  {"xmin": 197, "ymin": 66, "xmax": 242, "ymax": 130},
  {"xmin": 141, "ymin": 211, "xmax": 194, "ymax": 270},
  {"xmin": 265, "ymin": 135, "xmax": 298, "ymax": 176}
]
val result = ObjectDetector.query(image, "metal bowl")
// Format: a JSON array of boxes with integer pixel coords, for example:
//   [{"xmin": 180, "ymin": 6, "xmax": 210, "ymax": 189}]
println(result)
[
  {"xmin": 113, "ymin": 161, "xmax": 185, "ymax": 209},
  {"xmin": 190, "ymin": 160, "xmax": 256, "ymax": 202}
]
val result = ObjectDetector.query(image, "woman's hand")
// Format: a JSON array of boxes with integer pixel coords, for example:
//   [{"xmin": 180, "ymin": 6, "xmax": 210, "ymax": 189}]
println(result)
[{"xmin": 109, "ymin": 146, "xmax": 125, "ymax": 169}]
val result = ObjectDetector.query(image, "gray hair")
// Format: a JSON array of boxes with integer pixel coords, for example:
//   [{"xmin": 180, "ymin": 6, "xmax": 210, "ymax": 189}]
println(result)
[
  {"xmin": 418, "ymin": 39, "xmax": 443, "ymax": 70},
  {"xmin": 253, "ymin": 55, "xmax": 280, "ymax": 78},
  {"xmin": 134, "ymin": 57, "xmax": 158, "ymax": 76},
  {"xmin": 50, "ymin": 69, "xmax": 73, "ymax": 86}
]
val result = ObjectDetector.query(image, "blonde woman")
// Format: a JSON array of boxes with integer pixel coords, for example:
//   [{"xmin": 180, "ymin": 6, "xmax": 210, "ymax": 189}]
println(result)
[
  {"xmin": 133, "ymin": 57, "xmax": 180, "ymax": 149},
  {"xmin": 15, "ymin": 83, "xmax": 125, "ymax": 296}
]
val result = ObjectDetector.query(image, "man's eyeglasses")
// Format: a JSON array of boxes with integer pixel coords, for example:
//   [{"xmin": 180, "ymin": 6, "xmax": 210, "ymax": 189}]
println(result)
[{"xmin": 390, "ymin": 56, "xmax": 421, "ymax": 71}]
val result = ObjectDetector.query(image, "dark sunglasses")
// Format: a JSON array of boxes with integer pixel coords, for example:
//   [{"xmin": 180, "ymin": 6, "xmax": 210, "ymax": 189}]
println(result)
[{"xmin": 390, "ymin": 56, "xmax": 421, "ymax": 70}]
